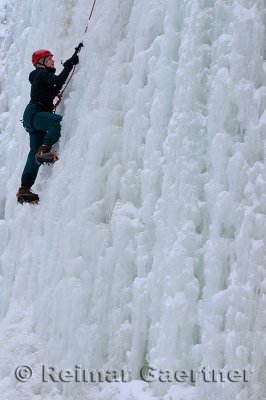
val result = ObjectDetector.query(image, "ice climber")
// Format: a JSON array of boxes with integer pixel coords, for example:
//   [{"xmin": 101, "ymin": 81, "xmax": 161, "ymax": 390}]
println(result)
[{"xmin": 16, "ymin": 48, "xmax": 79, "ymax": 204}]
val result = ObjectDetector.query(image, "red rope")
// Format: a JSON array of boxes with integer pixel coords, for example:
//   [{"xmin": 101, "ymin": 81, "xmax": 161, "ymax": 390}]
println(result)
[
  {"xmin": 85, "ymin": 0, "xmax": 97, "ymax": 33},
  {"xmin": 53, "ymin": 66, "xmax": 76, "ymax": 111},
  {"xmin": 54, "ymin": 0, "xmax": 98, "ymax": 112}
]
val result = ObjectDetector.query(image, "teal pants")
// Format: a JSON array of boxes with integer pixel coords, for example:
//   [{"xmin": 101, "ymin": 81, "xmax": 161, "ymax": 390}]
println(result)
[{"xmin": 21, "ymin": 103, "xmax": 62, "ymax": 187}]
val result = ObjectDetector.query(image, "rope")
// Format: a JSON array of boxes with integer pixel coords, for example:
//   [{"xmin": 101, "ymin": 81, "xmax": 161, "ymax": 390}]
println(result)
[
  {"xmin": 85, "ymin": 0, "xmax": 97, "ymax": 33},
  {"xmin": 53, "ymin": 65, "xmax": 76, "ymax": 111},
  {"xmin": 53, "ymin": 0, "xmax": 98, "ymax": 112}
]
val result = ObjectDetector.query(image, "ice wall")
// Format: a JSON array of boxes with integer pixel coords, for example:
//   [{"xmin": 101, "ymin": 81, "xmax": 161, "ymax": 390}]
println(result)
[{"xmin": 0, "ymin": 0, "xmax": 265, "ymax": 399}]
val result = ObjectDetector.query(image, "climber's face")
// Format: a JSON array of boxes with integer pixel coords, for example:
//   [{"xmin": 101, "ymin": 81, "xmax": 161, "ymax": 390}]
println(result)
[{"xmin": 44, "ymin": 56, "xmax": 55, "ymax": 68}]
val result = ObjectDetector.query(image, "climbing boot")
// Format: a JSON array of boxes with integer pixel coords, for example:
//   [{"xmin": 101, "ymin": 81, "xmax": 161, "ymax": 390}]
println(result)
[
  {"xmin": 35, "ymin": 144, "xmax": 58, "ymax": 164},
  {"xmin": 16, "ymin": 186, "xmax": 39, "ymax": 204}
]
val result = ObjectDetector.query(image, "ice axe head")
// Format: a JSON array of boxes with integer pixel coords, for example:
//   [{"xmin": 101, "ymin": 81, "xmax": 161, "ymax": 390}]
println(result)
[{"xmin": 75, "ymin": 42, "xmax": 84, "ymax": 54}]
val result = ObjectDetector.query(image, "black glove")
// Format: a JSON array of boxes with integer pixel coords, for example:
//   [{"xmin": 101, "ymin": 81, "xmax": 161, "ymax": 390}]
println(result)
[{"xmin": 63, "ymin": 53, "xmax": 79, "ymax": 69}]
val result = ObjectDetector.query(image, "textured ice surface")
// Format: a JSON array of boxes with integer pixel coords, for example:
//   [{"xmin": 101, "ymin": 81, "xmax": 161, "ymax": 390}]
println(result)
[{"xmin": 0, "ymin": 0, "xmax": 266, "ymax": 399}]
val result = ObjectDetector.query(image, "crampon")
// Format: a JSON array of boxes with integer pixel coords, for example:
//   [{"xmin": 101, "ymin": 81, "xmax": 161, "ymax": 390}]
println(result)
[
  {"xmin": 35, "ymin": 144, "xmax": 58, "ymax": 165},
  {"xmin": 36, "ymin": 153, "xmax": 58, "ymax": 165},
  {"xmin": 16, "ymin": 187, "xmax": 39, "ymax": 205}
]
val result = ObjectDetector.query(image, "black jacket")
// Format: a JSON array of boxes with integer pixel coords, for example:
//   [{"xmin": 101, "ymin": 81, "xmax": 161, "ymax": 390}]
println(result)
[{"xmin": 29, "ymin": 65, "xmax": 72, "ymax": 112}]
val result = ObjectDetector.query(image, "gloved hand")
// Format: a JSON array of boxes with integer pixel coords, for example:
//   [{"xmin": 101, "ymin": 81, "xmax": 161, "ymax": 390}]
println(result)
[{"xmin": 63, "ymin": 53, "xmax": 79, "ymax": 69}]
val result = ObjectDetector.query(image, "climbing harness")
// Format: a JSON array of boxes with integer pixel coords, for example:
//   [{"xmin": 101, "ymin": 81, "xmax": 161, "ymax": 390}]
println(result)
[{"xmin": 53, "ymin": 0, "xmax": 98, "ymax": 112}]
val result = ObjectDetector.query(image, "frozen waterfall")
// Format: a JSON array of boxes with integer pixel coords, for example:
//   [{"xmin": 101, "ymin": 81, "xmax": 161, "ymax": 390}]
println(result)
[{"xmin": 0, "ymin": 0, "xmax": 265, "ymax": 399}]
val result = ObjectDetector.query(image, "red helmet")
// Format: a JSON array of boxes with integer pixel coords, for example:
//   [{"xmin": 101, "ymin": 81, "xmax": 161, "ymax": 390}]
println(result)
[{"xmin": 32, "ymin": 49, "xmax": 53, "ymax": 65}]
